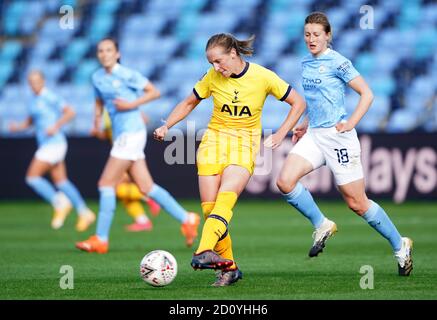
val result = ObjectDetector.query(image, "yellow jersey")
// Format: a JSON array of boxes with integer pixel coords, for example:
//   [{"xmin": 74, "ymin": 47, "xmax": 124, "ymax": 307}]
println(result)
[
  {"xmin": 193, "ymin": 62, "xmax": 292, "ymax": 132},
  {"xmin": 194, "ymin": 62, "xmax": 292, "ymax": 176}
]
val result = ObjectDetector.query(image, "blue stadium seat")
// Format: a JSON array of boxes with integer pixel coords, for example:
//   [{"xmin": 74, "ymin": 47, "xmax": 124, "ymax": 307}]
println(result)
[
  {"xmin": 174, "ymin": 12, "xmax": 202, "ymax": 41},
  {"xmin": 326, "ymin": 7, "xmax": 351, "ymax": 31},
  {"xmin": 194, "ymin": 12, "xmax": 239, "ymax": 38},
  {"xmin": 38, "ymin": 61, "xmax": 66, "ymax": 86},
  {"xmin": 0, "ymin": 41, "xmax": 23, "ymax": 61},
  {"xmin": 371, "ymin": 77, "xmax": 396, "ymax": 96},
  {"xmin": 415, "ymin": 27, "xmax": 437, "ymax": 59},
  {"xmin": 404, "ymin": 76, "xmax": 436, "ymax": 111},
  {"xmin": 269, "ymin": 0, "xmax": 309, "ymax": 13},
  {"xmin": 373, "ymin": 50, "xmax": 401, "ymax": 74},
  {"xmin": 95, "ymin": 0, "xmax": 121, "ymax": 15},
  {"xmin": 63, "ymin": 38, "xmax": 91, "ymax": 67},
  {"xmin": 181, "ymin": 0, "xmax": 208, "ymax": 14},
  {"xmin": 215, "ymin": 0, "xmax": 261, "ymax": 19},
  {"xmin": 89, "ymin": 15, "xmax": 115, "ymax": 43},
  {"xmin": 386, "ymin": 109, "xmax": 419, "ymax": 133},
  {"xmin": 30, "ymin": 39, "xmax": 56, "ymax": 61},
  {"xmin": 354, "ymin": 52, "xmax": 375, "ymax": 77},
  {"xmin": 161, "ymin": 58, "xmax": 208, "ymax": 88},
  {"xmin": 0, "ymin": 61, "xmax": 14, "ymax": 88},
  {"xmin": 122, "ymin": 14, "xmax": 168, "ymax": 38},
  {"xmin": 39, "ymin": 17, "xmax": 78, "ymax": 46},
  {"xmin": 20, "ymin": 2, "xmax": 46, "ymax": 35},
  {"xmin": 336, "ymin": 30, "xmax": 366, "ymax": 59},
  {"xmin": 72, "ymin": 59, "xmax": 100, "ymax": 85},
  {"xmin": 3, "ymin": 1, "xmax": 26, "ymax": 35},
  {"xmin": 145, "ymin": 0, "xmax": 186, "ymax": 19}
]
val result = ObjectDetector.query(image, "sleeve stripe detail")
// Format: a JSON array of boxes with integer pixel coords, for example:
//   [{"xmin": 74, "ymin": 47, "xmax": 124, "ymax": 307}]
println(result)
[
  {"xmin": 279, "ymin": 85, "xmax": 292, "ymax": 101},
  {"xmin": 193, "ymin": 88, "xmax": 204, "ymax": 100}
]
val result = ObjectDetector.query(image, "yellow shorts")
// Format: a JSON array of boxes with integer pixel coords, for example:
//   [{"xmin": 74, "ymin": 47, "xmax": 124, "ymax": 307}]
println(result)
[{"xmin": 196, "ymin": 128, "xmax": 260, "ymax": 176}]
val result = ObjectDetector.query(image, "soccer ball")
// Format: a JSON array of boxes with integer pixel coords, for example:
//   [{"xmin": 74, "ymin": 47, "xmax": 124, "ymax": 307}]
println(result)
[{"xmin": 140, "ymin": 250, "xmax": 178, "ymax": 287}]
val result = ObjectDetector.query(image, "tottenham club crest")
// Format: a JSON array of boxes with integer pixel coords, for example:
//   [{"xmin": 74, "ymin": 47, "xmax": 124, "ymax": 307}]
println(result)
[{"xmin": 232, "ymin": 89, "xmax": 240, "ymax": 103}]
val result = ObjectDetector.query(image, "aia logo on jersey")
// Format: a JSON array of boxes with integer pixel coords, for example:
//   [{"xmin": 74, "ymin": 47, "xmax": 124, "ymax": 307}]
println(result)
[{"xmin": 221, "ymin": 104, "xmax": 252, "ymax": 117}]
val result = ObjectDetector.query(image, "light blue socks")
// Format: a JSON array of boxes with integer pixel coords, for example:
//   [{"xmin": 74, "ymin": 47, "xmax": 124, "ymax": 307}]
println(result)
[
  {"xmin": 148, "ymin": 184, "xmax": 187, "ymax": 223},
  {"xmin": 362, "ymin": 200, "xmax": 402, "ymax": 251},
  {"xmin": 283, "ymin": 182, "xmax": 325, "ymax": 228},
  {"xmin": 56, "ymin": 180, "xmax": 87, "ymax": 213},
  {"xmin": 26, "ymin": 176, "xmax": 57, "ymax": 205},
  {"xmin": 96, "ymin": 187, "xmax": 116, "ymax": 241}
]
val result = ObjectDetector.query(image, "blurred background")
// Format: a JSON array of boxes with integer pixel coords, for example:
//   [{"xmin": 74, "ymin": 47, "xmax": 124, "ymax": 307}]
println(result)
[{"xmin": 0, "ymin": 0, "xmax": 436, "ymax": 201}]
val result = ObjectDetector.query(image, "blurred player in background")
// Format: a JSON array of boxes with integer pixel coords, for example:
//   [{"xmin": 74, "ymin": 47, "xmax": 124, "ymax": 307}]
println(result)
[
  {"xmin": 271, "ymin": 12, "xmax": 413, "ymax": 276},
  {"xmin": 93, "ymin": 109, "xmax": 161, "ymax": 232},
  {"xmin": 9, "ymin": 70, "xmax": 95, "ymax": 231},
  {"xmin": 76, "ymin": 38, "xmax": 200, "ymax": 254},
  {"xmin": 154, "ymin": 33, "xmax": 306, "ymax": 286}
]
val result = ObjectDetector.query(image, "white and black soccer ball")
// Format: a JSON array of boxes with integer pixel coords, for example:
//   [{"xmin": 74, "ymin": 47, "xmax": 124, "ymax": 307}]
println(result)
[{"xmin": 140, "ymin": 250, "xmax": 178, "ymax": 287}]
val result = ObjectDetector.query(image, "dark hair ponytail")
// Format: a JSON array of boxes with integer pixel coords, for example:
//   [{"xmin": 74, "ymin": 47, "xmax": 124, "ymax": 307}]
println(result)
[{"xmin": 206, "ymin": 33, "xmax": 255, "ymax": 56}]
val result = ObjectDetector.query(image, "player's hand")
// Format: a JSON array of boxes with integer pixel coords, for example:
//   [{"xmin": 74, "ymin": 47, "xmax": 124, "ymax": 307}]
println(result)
[
  {"xmin": 114, "ymin": 99, "xmax": 135, "ymax": 111},
  {"xmin": 291, "ymin": 123, "xmax": 308, "ymax": 143},
  {"xmin": 264, "ymin": 132, "xmax": 285, "ymax": 149},
  {"xmin": 46, "ymin": 125, "xmax": 58, "ymax": 136},
  {"xmin": 9, "ymin": 123, "xmax": 19, "ymax": 132},
  {"xmin": 90, "ymin": 127, "xmax": 106, "ymax": 140},
  {"xmin": 153, "ymin": 125, "xmax": 168, "ymax": 142},
  {"xmin": 335, "ymin": 121, "xmax": 353, "ymax": 133}
]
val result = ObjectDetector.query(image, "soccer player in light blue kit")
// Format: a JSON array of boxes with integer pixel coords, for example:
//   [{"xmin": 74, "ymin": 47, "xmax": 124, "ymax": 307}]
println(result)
[
  {"xmin": 9, "ymin": 71, "xmax": 95, "ymax": 231},
  {"xmin": 76, "ymin": 39, "xmax": 200, "ymax": 254},
  {"xmin": 266, "ymin": 12, "xmax": 413, "ymax": 276}
]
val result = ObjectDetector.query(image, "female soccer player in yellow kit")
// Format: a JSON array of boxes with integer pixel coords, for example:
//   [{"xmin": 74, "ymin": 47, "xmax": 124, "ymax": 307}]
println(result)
[{"xmin": 154, "ymin": 33, "xmax": 306, "ymax": 286}]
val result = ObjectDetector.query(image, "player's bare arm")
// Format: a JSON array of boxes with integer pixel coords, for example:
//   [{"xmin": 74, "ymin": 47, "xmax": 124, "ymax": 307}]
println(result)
[
  {"xmin": 336, "ymin": 76, "xmax": 373, "ymax": 133},
  {"xmin": 153, "ymin": 93, "xmax": 200, "ymax": 141}
]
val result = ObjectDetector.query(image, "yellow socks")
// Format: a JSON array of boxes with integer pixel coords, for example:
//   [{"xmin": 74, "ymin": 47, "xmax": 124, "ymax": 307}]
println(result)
[
  {"xmin": 116, "ymin": 183, "xmax": 144, "ymax": 201},
  {"xmin": 196, "ymin": 191, "xmax": 238, "ymax": 254},
  {"xmin": 201, "ymin": 202, "xmax": 215, "ymax": 220},
  {"xmin": 122, "ymin": 199, "xmax": 145, "ymax": 219}
]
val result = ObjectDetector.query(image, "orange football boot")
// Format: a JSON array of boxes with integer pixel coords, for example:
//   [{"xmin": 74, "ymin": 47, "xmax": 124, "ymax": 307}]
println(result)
[
  {"xmin": 75, "ymin": 235, "xmax": 108, "ymax": 254},
  {"xmin": 181, "ymin": 212, "xmax": 201, "ymax": 247}
]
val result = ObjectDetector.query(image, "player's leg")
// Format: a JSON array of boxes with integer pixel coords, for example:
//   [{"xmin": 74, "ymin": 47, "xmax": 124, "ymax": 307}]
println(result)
[
  {"xmin": 192, "ymin": 165, "xmax": 249, "ymax": 271},
  {"xmin": 115, "ymin": 175, "xmax": 153, "ymax": 231},
  {"xmin": 277, "ymin": 153, "xmax": 326, "ymax": 228},
  {"xmin": 25, "ymin": 157, "xmax": 74, "ymax": 229},
  {"xmin": 128, "ymin": 159, "xmax": 200, "ymax": 246},
  {"xmin": 116, "ymin": 180, "xmax": 161, "ymax": 216},
  {"xmin": 277, "ymin": 133, "xmax": 336, "ymax": 257},
  {"xmin": 199, "ymin": 174, "xmax": 235, "ymax": 265},
  {"xmin": 198, "ymin": 175, "xmax": 234, "ymax": 266},
  {"xmin": 51, "ymin": 161, "xmax": 95, "ymax": 231},
  {"xmin": 196, "ymin": 174, "xmax": 242, "ymax": 286},
  {"xmin": 338, "ymin": 180, "xmax": 412, "ymax": 276},
  {"xmin": 76, "ymin": 157, "xmax": 132, "ymax": 253},
  {"xmin": 121, "ymin": 198, "xmax": 152, "ymax": 231},
  {"xmin": 25, "ymin": 157, "xmax": 57, "ymax": 205}
]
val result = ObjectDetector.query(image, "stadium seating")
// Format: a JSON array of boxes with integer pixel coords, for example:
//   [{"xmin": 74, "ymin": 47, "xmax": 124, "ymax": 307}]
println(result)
[{"xmin": 0, "ymin": 0, "xmax": 435, "ymax": 136}]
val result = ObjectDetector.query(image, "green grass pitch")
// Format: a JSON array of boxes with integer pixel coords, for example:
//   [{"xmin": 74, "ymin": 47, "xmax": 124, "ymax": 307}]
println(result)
[{"xmin": 0, "ymin": 199, "xmax": 436, "ymax": 300}]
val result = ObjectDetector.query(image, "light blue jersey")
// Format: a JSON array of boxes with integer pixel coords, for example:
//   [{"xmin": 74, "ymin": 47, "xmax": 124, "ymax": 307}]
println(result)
[
  {"xmin": 92, "ymin": 63, "xmax": 148, "ymax": 139},
  {"xmin": 301, "ymin": 48, "xmax": 360, "ymax": 128},
  {"xmin": 29, "ymin": 88, "xmax": 67, "ymax": 147}
]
